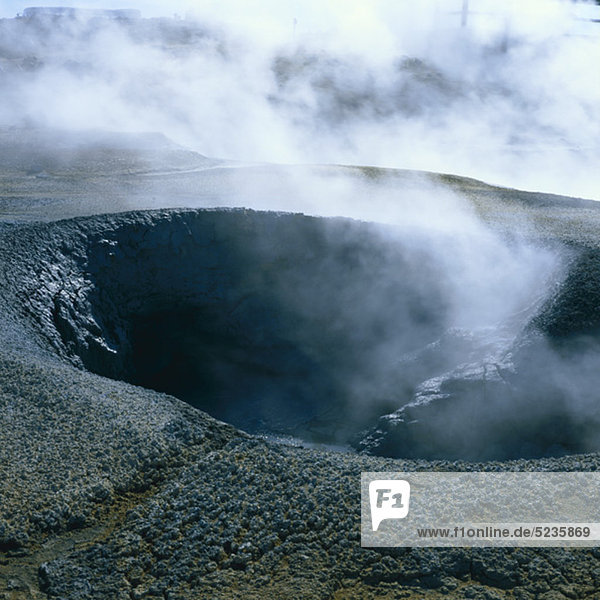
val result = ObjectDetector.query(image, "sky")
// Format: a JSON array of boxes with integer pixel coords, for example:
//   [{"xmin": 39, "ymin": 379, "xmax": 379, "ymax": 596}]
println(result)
[{"xmin": 2, "ymin": 0, "xmax": 598, "ymax": 25}]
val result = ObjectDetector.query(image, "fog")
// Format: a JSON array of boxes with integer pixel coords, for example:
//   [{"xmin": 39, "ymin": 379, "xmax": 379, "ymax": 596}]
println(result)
[
  {"xmin": 1, "ymin": 0, "xmax": 599, "ymax": 198},
  {"xmin": 1, "ymin": 0, "xmax": 599, "ymax": 458}
]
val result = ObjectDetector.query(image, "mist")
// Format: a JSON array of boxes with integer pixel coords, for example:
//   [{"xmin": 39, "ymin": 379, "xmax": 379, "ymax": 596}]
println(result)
[{"xmin": 1, "ymin": 0, "xmax": 599, "ymax": 198}]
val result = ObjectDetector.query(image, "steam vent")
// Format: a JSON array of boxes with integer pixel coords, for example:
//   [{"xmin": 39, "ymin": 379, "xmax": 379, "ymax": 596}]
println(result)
[{"xmin": 2, "ymin": 4, "xmax": 600, "ymax": 599}]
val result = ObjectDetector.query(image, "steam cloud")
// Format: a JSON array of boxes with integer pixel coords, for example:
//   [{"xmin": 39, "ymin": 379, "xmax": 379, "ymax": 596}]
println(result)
[{"xmin": 1, "ymin": 0, "xmax": 599, "ymax": 198}]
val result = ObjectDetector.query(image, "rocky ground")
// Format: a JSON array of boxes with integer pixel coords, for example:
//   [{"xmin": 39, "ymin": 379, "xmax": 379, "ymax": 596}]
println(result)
[{"xmin": 2, "ymin": 129, "xmax": 600, "ymax": 599}]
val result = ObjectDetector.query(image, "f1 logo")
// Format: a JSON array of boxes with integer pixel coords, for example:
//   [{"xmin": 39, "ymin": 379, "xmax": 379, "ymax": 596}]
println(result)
[{"xmin": 369, "ymin": 480, "xmax": 411, "ymax": 531}]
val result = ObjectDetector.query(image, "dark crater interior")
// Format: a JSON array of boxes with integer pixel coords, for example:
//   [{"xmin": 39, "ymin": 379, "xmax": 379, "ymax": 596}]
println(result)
[
  {"xmin": 24, "ymin": 209, "xmax": 449, "ymax": 445},
  {"xmin": 16, "ymin": 207, "xmax": 600, "ymax": 461}
]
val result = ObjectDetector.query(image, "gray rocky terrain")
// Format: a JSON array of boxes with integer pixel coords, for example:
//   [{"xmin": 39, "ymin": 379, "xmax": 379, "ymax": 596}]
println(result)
[{"xmin": 1, "ymin": 129, "xmax": 600, "ymax": 599}]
